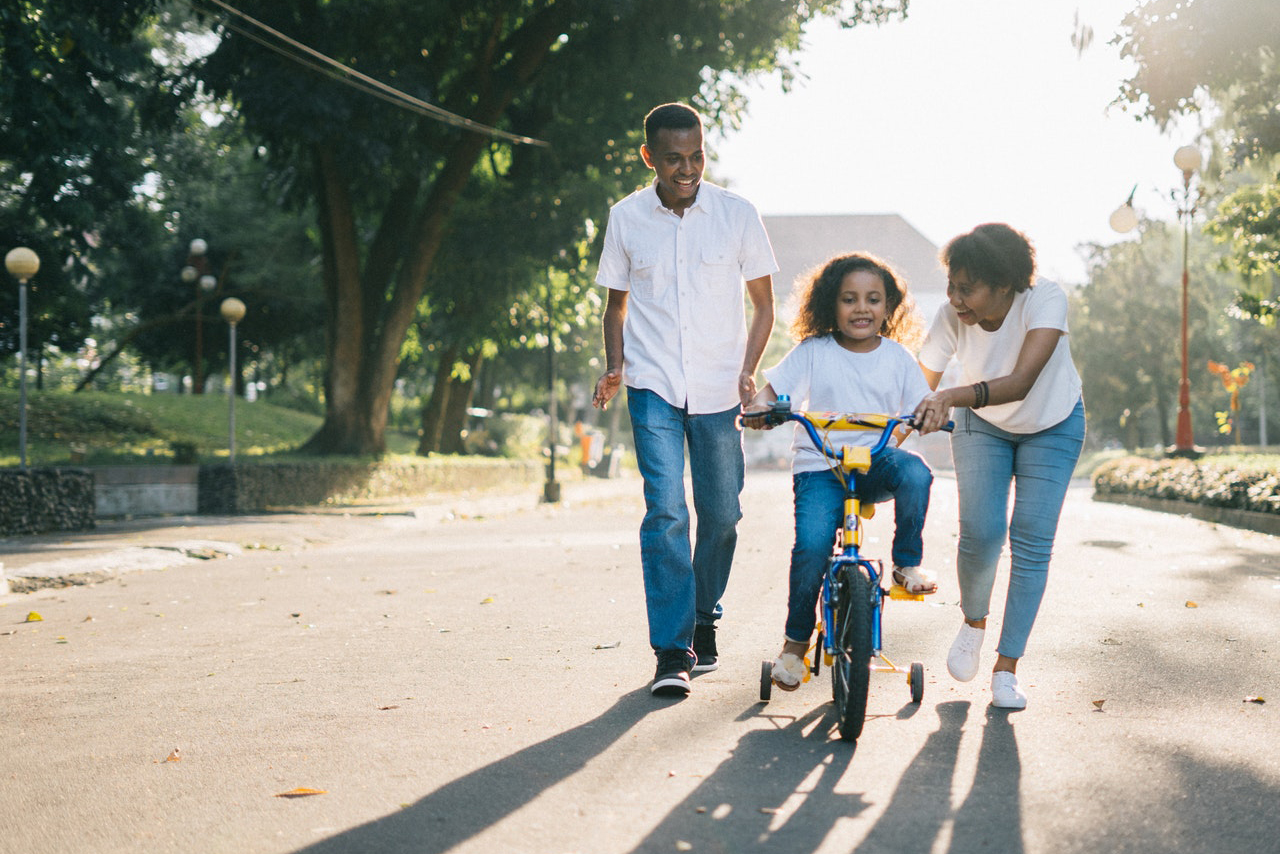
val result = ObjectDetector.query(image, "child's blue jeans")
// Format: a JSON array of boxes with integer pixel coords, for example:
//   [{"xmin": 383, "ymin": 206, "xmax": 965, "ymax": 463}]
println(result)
[{"xmin": 784, "ymin": 447, "xmax": 932, "ymax": 642}]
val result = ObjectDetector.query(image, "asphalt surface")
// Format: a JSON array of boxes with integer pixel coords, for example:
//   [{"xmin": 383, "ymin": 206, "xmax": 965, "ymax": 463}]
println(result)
[{"xmin": 1, "ymin": 470, "xmax": 1277, "ymax": 854}]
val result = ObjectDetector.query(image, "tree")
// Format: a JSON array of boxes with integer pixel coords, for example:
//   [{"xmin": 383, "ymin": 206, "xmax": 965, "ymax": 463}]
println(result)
[
  {"xmin": 1116, "ymin": 0, "xmax": 1280, "ymax": 306},
  {"xmin": 1, "ymin": 0, "xmax": 182, "ymax": 372},
  {"xmin": 1073, "ymin": 221, "xmax": 1256, "ymax": 450},
  {"xmin": 197, "ymin": 0, "xmax": 910, "ymax": 456}
]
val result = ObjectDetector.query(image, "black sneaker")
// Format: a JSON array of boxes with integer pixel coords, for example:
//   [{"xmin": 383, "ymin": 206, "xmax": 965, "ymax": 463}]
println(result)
[
  {"xmin": 692, "ymin": 624, "xmax": 718, "ymax": 672},
  {"xmin": 651, "ymin": 649, "xmax": 693, "ymax": 696}
]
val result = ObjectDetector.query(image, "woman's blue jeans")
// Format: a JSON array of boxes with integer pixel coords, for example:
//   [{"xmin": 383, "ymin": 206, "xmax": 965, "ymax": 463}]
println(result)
[
  {"xmin": 627, "ymin": 387, "xmax": 744, "ymax": 654},
  {"xmin": 785, "ymin": 447, "xmax": 933, "ymax": 642},
  {"xmin": 951, "ymin": 399, "xmax": 1085, "ymax": 660}
]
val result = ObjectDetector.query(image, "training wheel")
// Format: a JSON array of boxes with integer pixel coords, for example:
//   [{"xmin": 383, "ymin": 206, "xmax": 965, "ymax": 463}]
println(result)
[
  {"xmin": 909, "ymin": 661, "xmax": 924, "ymax": 704},
  {"xmin": 760, "ymin": 660, "xmax": 773, "ymax": 702}
]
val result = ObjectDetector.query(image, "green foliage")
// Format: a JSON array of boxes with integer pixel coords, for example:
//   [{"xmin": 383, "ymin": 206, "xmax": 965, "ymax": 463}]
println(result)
[
  {"xmin": 193, "ymin": 0, "xmax": 910, "ymax": 454},
  {"xmin": 1071, "ymin": 220, "xmax": 1272, "ymax": 450},
  {"xmin": 1115, "ymin": 0, "xmax": 1280, "ymax": 311},
  {"xmin": 1, "ymin": 0, "xmax": 183, "ymax": 357}
]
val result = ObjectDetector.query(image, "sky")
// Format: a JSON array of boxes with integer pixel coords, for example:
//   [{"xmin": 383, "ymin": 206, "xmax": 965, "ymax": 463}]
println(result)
[{"xmin": 708, "ymin": 0, "xmax": 1202, "ymax": 286}]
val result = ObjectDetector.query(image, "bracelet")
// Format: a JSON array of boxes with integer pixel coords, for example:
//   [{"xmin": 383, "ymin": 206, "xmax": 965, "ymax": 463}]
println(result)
[{"xmin": 972, "ymin": 380, "xmax": 990, "ymax": 409}]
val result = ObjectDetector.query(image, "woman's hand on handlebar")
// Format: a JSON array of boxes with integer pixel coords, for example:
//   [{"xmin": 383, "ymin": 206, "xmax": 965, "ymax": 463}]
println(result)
[{"xmin": 912, "ymin": 390, "xmax": 954, "ymax": 435}]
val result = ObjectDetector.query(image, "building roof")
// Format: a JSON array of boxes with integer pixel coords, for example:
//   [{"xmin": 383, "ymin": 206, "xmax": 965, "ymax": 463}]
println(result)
[{"xmin": 763, "ymin": 213, "xmax": 947, "ymax": 322}]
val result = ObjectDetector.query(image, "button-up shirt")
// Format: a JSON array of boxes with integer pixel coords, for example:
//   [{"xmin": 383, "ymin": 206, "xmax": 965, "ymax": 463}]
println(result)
[{"xmin": 595, "ymin": 181, "xmax": 778, "ymax": 414}]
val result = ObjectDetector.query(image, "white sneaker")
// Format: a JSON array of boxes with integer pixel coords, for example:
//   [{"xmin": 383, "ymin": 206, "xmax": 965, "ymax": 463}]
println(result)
[
  {"xmin": 991, "ymin": 671, "xmax": 1027, "ymax": 709},
  {"xmin": 947, "ymin": 623, "xmax": 985, "ymax": 682}
]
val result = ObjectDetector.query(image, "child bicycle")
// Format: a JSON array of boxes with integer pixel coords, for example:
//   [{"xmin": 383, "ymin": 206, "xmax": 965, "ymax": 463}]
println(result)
[{"xmin": 742, "ymin": 395, "xmax": 951, "ymax": 742}]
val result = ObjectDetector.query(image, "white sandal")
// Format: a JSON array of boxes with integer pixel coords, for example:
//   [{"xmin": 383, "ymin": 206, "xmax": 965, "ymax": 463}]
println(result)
[
  {"xmin": 771, "ymin": 652, "xmax": 809, "ymax": 691},
  {"xmin": 893, "ymin": 565, "xmax": 938, "ymax": 595}
]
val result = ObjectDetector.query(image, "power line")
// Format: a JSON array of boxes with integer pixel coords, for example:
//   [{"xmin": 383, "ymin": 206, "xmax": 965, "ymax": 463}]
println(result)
[{"xmin": 193, "ymin": 0, "xmax": 548, "ymax": 147}]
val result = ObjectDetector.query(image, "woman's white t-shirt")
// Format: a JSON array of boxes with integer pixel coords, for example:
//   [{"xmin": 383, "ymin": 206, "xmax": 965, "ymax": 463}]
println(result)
[
  {"xmin": 917, "ymin": 280, "xmax": 1081, "ymax": 434},
  {"xmin": 764, "ymin": 335, "xmax": 931, "ymax": 475}
]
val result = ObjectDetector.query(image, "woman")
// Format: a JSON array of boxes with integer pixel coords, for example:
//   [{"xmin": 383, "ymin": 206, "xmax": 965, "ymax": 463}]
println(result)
[{"xmin": 912, "ymin": 223, "xmax": 1085, "ymax": 710}]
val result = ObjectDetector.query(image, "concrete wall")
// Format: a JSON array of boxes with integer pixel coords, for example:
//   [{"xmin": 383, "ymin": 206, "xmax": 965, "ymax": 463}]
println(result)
[{"xmin": 92, "ymin": 466, "xmax": 199, "ymax": 517}]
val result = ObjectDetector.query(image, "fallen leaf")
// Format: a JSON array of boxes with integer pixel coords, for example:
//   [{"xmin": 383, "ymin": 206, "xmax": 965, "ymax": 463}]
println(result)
[
  {"xmin": 593, "ymin": 641, "xmax": 622, "ymax": 650},
  {"xmin": 378, "ymin": 705, "xmax": 400, "ymax": 711},
  {"xmin": 25, "ymin": 612, "xmax": 43, "ymax": 622},
  {"xmin": 1244, "ymin": 697, "xmax": 1266, "ymax": 704},
  {"xmin": 165, "ymin": 748, "xmax": 181, "ymax": 762},
  {"xmin": 275, "ymin": 787, "xmax": 327, "ymax": 798},
  {"xmin": 1092, "ymin": 699, "xmax": 1106, "ymax": 710},
  {"xmin": 1185, "ymin": 601, "xmax": 1199, "ymax": 608},
  {"xmin": 83, "ymin": 615, "xmax": 94, "ymax": 622},
  {"xmin": 480, "ymin": 597, "xmax": 495, "ymax": 604}
]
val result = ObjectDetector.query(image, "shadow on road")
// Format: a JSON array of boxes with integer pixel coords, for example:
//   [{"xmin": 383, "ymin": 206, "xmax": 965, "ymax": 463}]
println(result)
[
  {"xmin": 623, "ymin": 705, "xmax": 867, "ymax": 853},
  {"xmin": 291, "ymin": 687, "xmax": 659, "ymax": 854},
  {"xmin": 946, "ymin": 706, "xmax": 1023, "ymax": 854},
  {"xmin": 618, "ymin": 699, "xmax": 1024, "ymax": 853}
]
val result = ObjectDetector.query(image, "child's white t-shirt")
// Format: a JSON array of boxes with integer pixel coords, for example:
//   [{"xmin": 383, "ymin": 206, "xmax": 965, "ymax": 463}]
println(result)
[
  {"xmin": 764, "ymin": 335, "xmax": 931, "ymax": 474},
  {"xmin": 917, "ymin": 280, "xmax": 1081, "ymax": 434}
]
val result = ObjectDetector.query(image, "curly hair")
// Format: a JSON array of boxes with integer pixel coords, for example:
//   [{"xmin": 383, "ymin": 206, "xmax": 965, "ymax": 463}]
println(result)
[
  {"xmin": 941, "ymin": 223, "xmax": 1037, "ymax": 293},
  {"xmin": 788, "ymin": 253, "xmax": 924, "ymax": 350}
]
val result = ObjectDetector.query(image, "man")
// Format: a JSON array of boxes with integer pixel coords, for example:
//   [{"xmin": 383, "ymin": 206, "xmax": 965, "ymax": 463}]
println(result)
[{"xmin": 592, "ymin": 102, "xmax": 777, "ymax": 696}]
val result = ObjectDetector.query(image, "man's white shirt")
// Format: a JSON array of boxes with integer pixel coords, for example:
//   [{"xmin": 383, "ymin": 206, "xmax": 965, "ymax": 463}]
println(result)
[{"xmin": 595, "ymin": 181, "xmax": 778, "ymax": 414}]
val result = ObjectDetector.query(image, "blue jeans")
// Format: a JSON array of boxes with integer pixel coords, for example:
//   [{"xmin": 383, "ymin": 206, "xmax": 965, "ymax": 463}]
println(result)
[
  {"xmin": 951, "ymin": 399, "xmax": 1085, "ymax": 659},
  {"xmin": 785, "ymin": 447, "xmax": 933, "ymax": 642},
  {"xmin": 627, "ymin": 387, "xmax": 745, "ymax": 655}
]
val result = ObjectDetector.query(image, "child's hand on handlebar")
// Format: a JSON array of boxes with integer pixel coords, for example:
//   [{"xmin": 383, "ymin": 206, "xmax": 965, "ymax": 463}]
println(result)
[{"xmin": 739, "ymin": 404, "xmax": 775, "ymax": 430}]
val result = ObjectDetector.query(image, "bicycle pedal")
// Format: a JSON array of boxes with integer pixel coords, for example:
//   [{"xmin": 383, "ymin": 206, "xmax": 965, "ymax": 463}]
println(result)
[{"xmin": 889, "ymin": 584, "xmax": 925, "ymax": 602}]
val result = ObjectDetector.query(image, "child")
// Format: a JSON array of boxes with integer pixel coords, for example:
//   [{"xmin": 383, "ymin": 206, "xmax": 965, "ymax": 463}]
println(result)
[{"xmin": 744, "ymin": 253, "xmax": 935, "ymax": 691}]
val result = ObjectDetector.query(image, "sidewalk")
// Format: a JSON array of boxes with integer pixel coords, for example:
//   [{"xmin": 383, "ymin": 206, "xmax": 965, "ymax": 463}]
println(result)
[{"xmin": 1, "ymin": 474, "xmax": 642, "ymax": 596}]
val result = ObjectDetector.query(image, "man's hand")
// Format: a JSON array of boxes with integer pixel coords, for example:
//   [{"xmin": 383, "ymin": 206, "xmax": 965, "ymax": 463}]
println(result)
[
  {"xmin": 738, "ymin": 371, "xmax": 757, "ymax": 408},
  {"xmin": 593, "ymin": 369, "xmax": 622, "ymax": 410}
]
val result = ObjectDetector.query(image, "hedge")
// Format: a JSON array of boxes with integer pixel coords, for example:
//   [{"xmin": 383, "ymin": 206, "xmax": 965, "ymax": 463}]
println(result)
[{"xmin": 1092, "ymin": 456, "xmax": 1280, "ymax": 516}]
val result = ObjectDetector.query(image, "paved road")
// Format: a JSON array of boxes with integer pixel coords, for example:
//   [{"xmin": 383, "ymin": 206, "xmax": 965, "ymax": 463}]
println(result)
[{"xmin": 2, "ymin": 471, "xmax": 1277, "ymax": 854}]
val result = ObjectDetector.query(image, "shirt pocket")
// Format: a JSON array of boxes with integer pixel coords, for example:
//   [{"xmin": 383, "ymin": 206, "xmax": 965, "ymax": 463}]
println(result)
[
  {"xmin": 700, "ymin": 244, "xmax": 739, "ymax": 293},
  {"xmin": 630, "ymin": 252, "xmax": 663, "ymax": 301}
]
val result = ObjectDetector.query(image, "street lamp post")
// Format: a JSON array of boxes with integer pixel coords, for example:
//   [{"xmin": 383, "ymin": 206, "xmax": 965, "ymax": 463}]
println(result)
[
  {"xmin": 181, "ymin": 239, "xmax": 217, "ymax": 394},
  {"xmin": 1109, "ymin": 146, "xmax": 1203, "ymax": 457},
  {"xmin": 1171, "ymin": 144, "xmax": 1202, "ymax": 456},
  {"xmin": 220, "ymin": 297, "xmax": 246, "ymax": 461},
  {"xmin": 5, "ymin": 247, "xmax": 40, "ymax": 469}
]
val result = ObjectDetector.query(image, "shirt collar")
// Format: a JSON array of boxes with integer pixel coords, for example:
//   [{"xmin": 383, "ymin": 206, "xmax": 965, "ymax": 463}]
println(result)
[{"xmin": 646, "ymin": 180, "xmax": 714, "ymax": 216}]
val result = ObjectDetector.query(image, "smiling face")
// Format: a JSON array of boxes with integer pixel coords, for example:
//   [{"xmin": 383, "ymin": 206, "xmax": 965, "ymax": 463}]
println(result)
[
  {"xmin": 833, "ymin": 269, "xmax": 887, "ymax": 352},
  {"xmin": 641, "ymin": 125, "xmax": 705, "ymax": 212},
  {"xmin": 947, "ymin": 268, "xmax": 1016, "ymax": 331}
]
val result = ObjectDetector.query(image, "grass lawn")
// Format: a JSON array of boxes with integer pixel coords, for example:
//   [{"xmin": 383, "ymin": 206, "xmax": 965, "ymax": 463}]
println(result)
[{"xmin": 0, "ymin": 389, "xmax": 417, "ymax": 466}]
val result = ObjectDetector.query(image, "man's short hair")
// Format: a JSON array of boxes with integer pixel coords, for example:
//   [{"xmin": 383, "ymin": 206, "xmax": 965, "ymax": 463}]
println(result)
[{"xmin": 644, "ymin": 103, "xmax": 702, "ymax": 148}]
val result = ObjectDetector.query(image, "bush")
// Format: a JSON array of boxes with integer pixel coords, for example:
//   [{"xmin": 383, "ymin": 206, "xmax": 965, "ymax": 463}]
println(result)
[{"xmin": 1092, "ymin": 455, "xmax": 1280, "ymax": 515}]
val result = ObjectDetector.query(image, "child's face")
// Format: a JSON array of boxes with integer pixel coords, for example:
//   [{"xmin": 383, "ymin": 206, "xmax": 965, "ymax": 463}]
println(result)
[{"xmin": 833, "ymin": 269, "xmax": 887, "ymax": 352}]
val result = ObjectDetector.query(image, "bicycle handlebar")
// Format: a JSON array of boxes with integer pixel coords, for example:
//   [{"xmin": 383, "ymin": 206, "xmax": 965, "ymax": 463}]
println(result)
[{"xmin": 739, "ymin": 395, "xmax": 954, "ymax": 463}]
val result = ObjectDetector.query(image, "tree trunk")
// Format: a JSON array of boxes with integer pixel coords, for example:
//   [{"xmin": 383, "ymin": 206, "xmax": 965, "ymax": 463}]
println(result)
[
  {"xmin": 418, "ymin": 344, "xmax": 458, "ymax": 455},
  {"xmin": 295, "ymin": 7, "xmax": 570, "ymax": 457},
  {"xmin": 439, "ymin": 350, "xmax": 483, "ymax": 455}
]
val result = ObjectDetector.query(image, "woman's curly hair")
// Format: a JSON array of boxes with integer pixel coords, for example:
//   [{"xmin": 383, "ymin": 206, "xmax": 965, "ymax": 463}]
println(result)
[{"xmin": 788, "ymin": 252, "xmax": 924, "ymax": 350}]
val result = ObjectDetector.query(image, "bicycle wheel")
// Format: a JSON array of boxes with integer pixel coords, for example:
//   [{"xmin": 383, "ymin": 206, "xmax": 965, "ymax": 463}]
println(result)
[{"xmin": 831, "ymin": 563, "xmax": 874, "ymax": 742}]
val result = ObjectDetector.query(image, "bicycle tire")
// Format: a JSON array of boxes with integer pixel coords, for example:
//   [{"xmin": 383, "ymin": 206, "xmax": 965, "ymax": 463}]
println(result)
[{"xmin": 831, "ymin": 562, "xmax": 874, "ymax": 742}]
